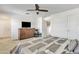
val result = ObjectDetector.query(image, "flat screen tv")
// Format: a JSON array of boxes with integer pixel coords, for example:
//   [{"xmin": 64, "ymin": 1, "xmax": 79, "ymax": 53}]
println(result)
[{"xmin": 22, "ymin": 22, "xmax": 31, "ymax": 28}]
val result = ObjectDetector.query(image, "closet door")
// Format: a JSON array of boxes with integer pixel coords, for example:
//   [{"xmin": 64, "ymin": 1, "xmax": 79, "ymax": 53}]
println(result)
[
  {"xmin": 0, "ymin": 19, "xmax": 11, "ymax": 38},
  {"xmin": 68, "ymin": 15, "xmax": 79, "ymax": 39},
  {"xmin": 52, "ymin": 15, "xmax": 68, "ymax": 38}
]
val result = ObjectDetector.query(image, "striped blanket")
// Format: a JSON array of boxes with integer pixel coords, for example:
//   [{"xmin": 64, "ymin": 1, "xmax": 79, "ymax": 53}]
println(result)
[{"xmin": 12, "ymin": 36, "xmax": 70, "ymax": 54}]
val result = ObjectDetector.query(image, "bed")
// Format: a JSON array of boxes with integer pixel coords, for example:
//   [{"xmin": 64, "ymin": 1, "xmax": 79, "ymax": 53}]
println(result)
[{"xmin": 11, "ymin": 36, "xmax": 70, "ymax": 54}]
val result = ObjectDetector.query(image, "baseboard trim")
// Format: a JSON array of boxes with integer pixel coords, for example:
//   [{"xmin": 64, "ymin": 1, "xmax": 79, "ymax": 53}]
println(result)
[{"xmin": 0, "ymin": 37, "xmax": 11, "ymax": 39}]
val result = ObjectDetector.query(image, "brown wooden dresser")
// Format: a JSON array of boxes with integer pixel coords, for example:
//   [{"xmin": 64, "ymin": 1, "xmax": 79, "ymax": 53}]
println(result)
[{"xmin": 19, "ymin": 28, "xmax": 35, "ymax": 40}]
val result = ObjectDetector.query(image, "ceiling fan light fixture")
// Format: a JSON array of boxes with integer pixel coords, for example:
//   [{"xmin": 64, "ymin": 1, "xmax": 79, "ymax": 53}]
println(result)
[{"xmin": 36, "ymin": 12, "xmax": 39, "ymax": 15}]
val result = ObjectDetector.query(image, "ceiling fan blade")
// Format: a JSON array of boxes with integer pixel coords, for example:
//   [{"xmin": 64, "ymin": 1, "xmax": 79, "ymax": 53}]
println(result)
[
  {"xmin": 35, "ymin": 4, "xmax": 39, "ymax": 10},
  {"xmin": 38, "ymin": 9, "xmax": 48, "ymax": 12},
  {"xmin": 27, "ymin": 9, "xmax": 35, "ymax": 11}
]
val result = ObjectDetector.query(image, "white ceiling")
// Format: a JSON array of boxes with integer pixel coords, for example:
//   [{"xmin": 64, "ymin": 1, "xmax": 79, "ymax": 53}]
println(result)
[{"xmin": 0, "ymin": 4, "xmax": 79, "ymax": 17}]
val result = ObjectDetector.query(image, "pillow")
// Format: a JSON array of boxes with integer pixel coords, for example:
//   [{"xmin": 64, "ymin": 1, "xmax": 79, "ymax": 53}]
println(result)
[
  {"xmin": 67, "ymin": 39, "xmax": 78, "ymax": 52},
  {"xmin": 74, "ymin": 41, "xmax": 79, "ymax": 54}
]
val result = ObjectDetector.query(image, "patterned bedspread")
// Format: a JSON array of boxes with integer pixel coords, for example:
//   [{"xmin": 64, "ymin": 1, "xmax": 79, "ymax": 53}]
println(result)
[{"xmin": 12, "ymin": 36, "xmax": 70, "ymax": 54}]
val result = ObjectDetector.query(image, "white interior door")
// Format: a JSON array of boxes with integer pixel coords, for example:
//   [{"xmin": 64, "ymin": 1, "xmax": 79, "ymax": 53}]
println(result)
[
  {"xmin": 51, "ymin": 15, "xmax": 68, "ymax": 38},
  {"xmin": 68, "ymin": 15, "xmax": 79, "ymax": 39}
]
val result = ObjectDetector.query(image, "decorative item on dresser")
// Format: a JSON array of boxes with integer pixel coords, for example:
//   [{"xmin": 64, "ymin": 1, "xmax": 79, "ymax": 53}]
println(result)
[
  {"xmin": 19, "ymin": 28, "xmax": 35, "ymax": 40},
  {"xmin": 34, "ymin": 29, "xmax": 42, "ymax": 37}
]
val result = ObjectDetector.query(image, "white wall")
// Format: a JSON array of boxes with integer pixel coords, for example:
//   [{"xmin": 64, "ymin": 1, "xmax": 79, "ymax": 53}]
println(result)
[
  {"xmin": 0, "ymin": 14, "xmax": 11, "ymax": 38},
  {"xmin": 50, "ymin": 14, "xmax": 68, "ymax": 38},
  {"xmin": 48, "ymin": 8, "xmax": 79, "ymax": 40},
  {"xmin": 11, "ymin": 14, "xmax": 38, "ymax": 40},
  {"xmin": 67, "ymin": 14, "xmax": 79, "ymax": 39},
  {"xmin": 11, "ymin": 8, "xmax": 79, "ymax": 40}
]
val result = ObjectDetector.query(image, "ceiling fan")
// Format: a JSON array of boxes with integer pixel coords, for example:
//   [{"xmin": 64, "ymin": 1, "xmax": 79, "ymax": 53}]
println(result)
[{"xmin": 27, "ymin": 4, "xmax": 48, "ymax": 15}]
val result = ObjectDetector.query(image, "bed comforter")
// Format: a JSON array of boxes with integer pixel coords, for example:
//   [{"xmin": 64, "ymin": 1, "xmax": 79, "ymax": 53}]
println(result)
[{"xmin": 12, "ymin": 36, "xmax": 70, "ymax": 54}]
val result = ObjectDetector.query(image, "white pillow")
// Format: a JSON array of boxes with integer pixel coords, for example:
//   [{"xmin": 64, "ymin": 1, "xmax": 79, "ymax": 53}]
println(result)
[
  {"xmin": 67, "ymin": 40, "xmax": 78, "ymax": 52},
  {"xmin": 74, "ymin": 41, "xmax": 79, "ymax": 54}
]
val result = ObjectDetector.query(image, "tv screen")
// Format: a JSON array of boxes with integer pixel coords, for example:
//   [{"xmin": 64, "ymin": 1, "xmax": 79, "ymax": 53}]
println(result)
[{"xmin": 22, "ymin": 22, "xmax": 31, "ymax": 28}]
